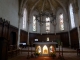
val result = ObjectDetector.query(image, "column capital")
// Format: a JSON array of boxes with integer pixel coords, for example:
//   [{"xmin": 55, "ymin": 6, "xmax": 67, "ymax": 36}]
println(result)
[{"xmin": 73, "ymin": 0, "xmax": 79, "ymax": 13}]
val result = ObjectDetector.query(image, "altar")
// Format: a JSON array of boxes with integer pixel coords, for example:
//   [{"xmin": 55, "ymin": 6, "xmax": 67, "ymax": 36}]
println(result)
[{"xmin": 34, "ymin": 42, "xmax": 57, "ymax": 56}]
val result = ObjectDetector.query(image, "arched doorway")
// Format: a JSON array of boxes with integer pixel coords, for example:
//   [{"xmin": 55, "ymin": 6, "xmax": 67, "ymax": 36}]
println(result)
[{"xmin": 43, "ymin": 45, "xmax": 48, "ymax": 54}]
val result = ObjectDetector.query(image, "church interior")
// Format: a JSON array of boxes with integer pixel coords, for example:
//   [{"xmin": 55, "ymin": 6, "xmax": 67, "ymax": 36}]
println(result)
[{"xmin": 0, "ymin": 0, "xmax": 80, "ymax": 60}]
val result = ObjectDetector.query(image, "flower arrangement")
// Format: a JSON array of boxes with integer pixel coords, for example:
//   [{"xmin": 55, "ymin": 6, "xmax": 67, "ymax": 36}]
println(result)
[
  {"xmin": 50, "ymin": 52, "xmax": 56, "ymax": 58},
  {"xmin": 34, "ymin": 52, "xmax": 40, "ymax": 57}
]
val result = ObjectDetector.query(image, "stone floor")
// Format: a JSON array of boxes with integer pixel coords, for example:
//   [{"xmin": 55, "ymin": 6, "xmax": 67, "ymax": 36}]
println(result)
[
  {"xmin": 8, "ymin": 52, "xmax": 80, "ymax": 60},
  {"xmin": 8, "ymin": 47, "xmax": 80, "ymax": 60}
]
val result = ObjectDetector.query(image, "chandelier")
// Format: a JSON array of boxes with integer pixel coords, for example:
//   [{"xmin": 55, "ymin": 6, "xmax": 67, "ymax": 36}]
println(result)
[{"xmin": 35, "ymin": 11, "xmax": 56, "ymax": 24}]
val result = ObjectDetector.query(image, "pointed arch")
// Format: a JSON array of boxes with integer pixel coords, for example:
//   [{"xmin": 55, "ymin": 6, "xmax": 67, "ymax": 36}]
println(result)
[
  {"xmin": 59, "ymin": 13, "xmax": 64, "ymax": 30},
  {"xmin": 23, "ymin": 8, "xmax": 27, "ymax": 29},
  {"xmin": 69, "ymin": 3, "xmax": 75, "ymax": 28}
]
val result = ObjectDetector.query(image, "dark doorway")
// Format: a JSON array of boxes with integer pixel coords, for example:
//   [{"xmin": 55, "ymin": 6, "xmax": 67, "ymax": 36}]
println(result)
[{"xmin": 10, "ymin": 32, "xmax": 16, "ymax": 45}]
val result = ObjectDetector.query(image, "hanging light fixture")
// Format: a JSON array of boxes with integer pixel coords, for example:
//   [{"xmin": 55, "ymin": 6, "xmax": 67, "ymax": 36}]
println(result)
[{"xmin": 35, "ymin": 11, "xmax": 56, "ymax": 24}]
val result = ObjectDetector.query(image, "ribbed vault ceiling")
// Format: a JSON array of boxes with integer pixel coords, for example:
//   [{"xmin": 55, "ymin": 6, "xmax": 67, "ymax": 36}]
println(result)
[{"xmin": 20, "ymin": 0, "xmax": 69, "ymax": 14}]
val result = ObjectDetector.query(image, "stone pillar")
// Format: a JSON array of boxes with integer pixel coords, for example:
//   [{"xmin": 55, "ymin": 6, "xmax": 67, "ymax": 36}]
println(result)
[
  {"xmin": 66, "ymin": 10, "xmax": 71, "ymax": 48},
  {"xmin": 27, "ymin": 16, "xmax": 30, "ymax": 57},
  {"xmin": 67, "ymin": 20, "xmax": 71, "ymax": 48},
  {"xmin": 17, "ymin": 12, "xmax": 23, "ymax": 48},
  {"xmin": 77, "ymin": 0, "xmax": 80, "ymax": 48},
  {"xmin": 27, "ymin": 21, "xmax": 29, "ymax": 45},
  {"xmin": 27, "ymin": 14, "xmax": 30, "ymax": 45},
  {"xmin": 73, "ymin": 0, "xmax": 80, "ymax": 48}
]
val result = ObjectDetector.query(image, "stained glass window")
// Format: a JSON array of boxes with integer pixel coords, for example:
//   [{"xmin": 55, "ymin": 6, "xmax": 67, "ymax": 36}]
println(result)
[
  {"xmin": 33, "ymin": 16, "xmax": 36, "ymax": 31},
  {"xmin": 23, "ymin": 8, "xmax": 27, "ymax": 29},
  {"xmin": 46, "ymin": 17, "xmax": 50, "ymax": 32},
  {"xmin": 59, "ymin": 13, "xmax": 64, "ymax": 30},
  {"xmin": 69, "ymin": 3, "xmax": 75, "ymax": 28}
]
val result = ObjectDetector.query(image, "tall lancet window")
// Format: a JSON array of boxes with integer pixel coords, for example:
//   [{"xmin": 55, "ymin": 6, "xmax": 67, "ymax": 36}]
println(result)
[
  {"xmin": 59, "ymin": 13, "xmax": 64, "ymax": 30},
  {"xmin": 46, "ymin": 17, "xmax": 50, "ymax": 32},
  {"xmin": 23, "ymin": 8, "xmax": 27, "ymax": 29},
  {"xmin": 69, "ymin": 3, "xmax": 75, "ymax": 28},
  {"xmin": 33, "ymin": 16, "xmax": 36, "ymax": 31}
]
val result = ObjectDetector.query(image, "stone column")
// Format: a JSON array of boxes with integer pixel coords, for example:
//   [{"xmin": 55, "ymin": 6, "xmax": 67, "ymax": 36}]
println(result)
[
  {"xmin": 27, "ymin": 15, "xmax": 30, "ymax": 57},
  {"xmin": 67, "ymin": 19, "xmax": 71, "ymax": 48},
  {"xmin": 27, "ymin": 13, "xmax": 31, "ymax": 45},
  {"xmin": 77, "ymin": 0, "xmax": 80, "ymax": 48},
  {"xmin": 73, "ymin": 0, "xmax": 80, "ymax": 48},
  {"xmin": 27, "ymin": 20, "xmax": 30, "ymax": 45},
  {"xmin": 66, "ymin": 10, "xmax": 71, "ymax": 48},
  {"xmin": 17, "ymin": 12, "xmax": 23, "ymax": 48}
]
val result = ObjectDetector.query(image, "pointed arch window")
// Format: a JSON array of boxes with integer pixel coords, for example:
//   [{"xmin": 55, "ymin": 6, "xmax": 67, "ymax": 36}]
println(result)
[
  {"xmin": 59, "ymin": 13, "xmax": 64, "ymax": 30},
  {"xmin": 46, "ymin": 17, "xmax": 50, "ymax": 32},
  {"xmin": 23, "ymin": 8, "xmax": 27, "ymax": 29},
  {"xmin": 33, "ymin": 16, "xmax": 36, "ymax": 31},
  {"xmin": 69, "ymin": 3, "xmax": 75, "ymax": 28}
]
